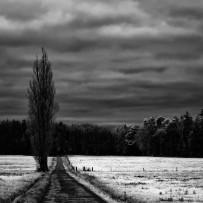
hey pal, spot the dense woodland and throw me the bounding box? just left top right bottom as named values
left=0, top=109, right=203, bottom=157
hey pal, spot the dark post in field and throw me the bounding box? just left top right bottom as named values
left=27, top=48, right=58, bottom=172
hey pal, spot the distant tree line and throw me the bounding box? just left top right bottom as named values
left=0, top=109, right=203, bottom=157
left=0, top=121, right=115, bottom=156
left=0, top=119, right=29, bottom=155
left=126, top=110, right=203, bottom=157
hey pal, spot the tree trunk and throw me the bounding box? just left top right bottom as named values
left=39, top=155, right=49, bottom=172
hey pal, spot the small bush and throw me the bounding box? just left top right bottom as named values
left=185, top=190, right=188, bottom=195
left=159, top=197, right=173, bottom=201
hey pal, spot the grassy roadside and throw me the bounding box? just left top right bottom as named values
left=0, top=174, right=41, bottom=203
left=12, top=157, right=57, bottom=203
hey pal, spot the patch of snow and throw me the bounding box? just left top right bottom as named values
left=69, top=156, right=203, bottom=203
left=0, top=156, right=55, bottom=201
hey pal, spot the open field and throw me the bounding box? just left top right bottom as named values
left=0, top=156, right=53, bottom=201
left=69, top=156, right=203, bottom=202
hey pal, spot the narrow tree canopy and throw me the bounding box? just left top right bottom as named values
left=27, top=48, right=58, bottom=171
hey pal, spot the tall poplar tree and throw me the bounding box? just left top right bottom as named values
left=27, top=48, right=58, bottom=171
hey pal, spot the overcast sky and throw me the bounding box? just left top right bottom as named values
left=0, top=0, right=203, bottom=125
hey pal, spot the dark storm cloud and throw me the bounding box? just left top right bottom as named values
left=155, top=52, right=202, bottom=61
left=0, top=31, right=55, bottom=48
left=56, top=79, right=203, bottom=125
left=0, top=0, right=203, bottom=124
left=69, top=15, right=141, bottom=29
left=0, top=86, right=25, bottom=98
left=117, top=67, right=167, bottom=74
left=0, top=58, right=31, bottom=71
left=0, top=29, right=102, bottom=52
left=0, top=86, right=27, bottom=117
left=0, top=1, right=46, bottom=22
left=185, top=66, right=203, bottom=76
left=169, top=7, right=203, bottom=20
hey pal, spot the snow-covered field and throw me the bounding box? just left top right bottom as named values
left=69, top=156, right=203, bottom=202
left=0, top=156, right=53, bottom=201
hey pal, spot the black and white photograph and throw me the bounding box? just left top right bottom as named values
left=0, top=0, right=203, bottom=202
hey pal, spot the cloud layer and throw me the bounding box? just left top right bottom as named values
left=0, top=0, right=203, bottom=125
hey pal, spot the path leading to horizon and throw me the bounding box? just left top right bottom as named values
left=42, top=157, right=106, bottom=203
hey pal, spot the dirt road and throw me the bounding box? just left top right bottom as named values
left=42, top=157, right=106, bottom=203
